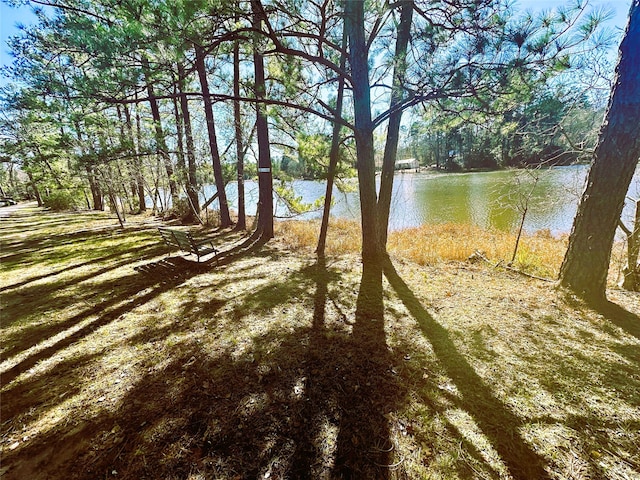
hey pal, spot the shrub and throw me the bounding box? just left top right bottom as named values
left=42, top=190, right=78, bottom=211
left=465, top=148, right=498, bottom=169
left=165, top=198, right=199, bottom=224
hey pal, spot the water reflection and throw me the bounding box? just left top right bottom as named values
left=198, top=165, right=640, bottom=236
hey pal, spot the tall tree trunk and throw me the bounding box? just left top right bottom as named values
left=177, top=63, right=201, bottom=218
left=88, top=166, right=103, bottom=210
left=252, top=0, right=274, bottom=239
left=316, top=20, right=347, bottom=257
left=377, top=0, right=414, bottom=248
left=123, top=103, right=146, bottom=212
left=115, top=161, right=134, bottom=214
left=115, top=105, right=138, bottom=213
left=85, top=164, right=103, bottom=210
left=234, top=6, right=247, bottom=231
left=141, top=57, right=179, bottom=206
left=27, top=171, right=43, bottom=206
left=172, top=86, right=187, bottom=177
left=194, top=44, right=232, bottom=227
left=172, top=84, right=200, bottom=222
left=75, top=123, right=103, bottom=211
left=345, top=0, right=380, bottom=268
left=102, top=166, right=125, bottom=229
left=558, top=1, right=640, bottom=301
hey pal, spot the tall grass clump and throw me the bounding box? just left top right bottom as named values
left=388, top=223, right=567, bottom=278
left=512, top=229, right=568, bottom=278
left=275, top=218, right=361, bottom=255
left=276, top=219, right=569, bottom=279
left=388, top=223, right=511, bottom=264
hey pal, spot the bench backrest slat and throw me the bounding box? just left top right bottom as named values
left=172, top=230, right=197, bottom=254
left=158, top=227, right=200, bottom=255
left=158, top=228, right=179, bottom=246
left=158, top=227, right=217, bottom=262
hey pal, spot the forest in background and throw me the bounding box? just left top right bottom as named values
left=0, top=0, right=617, bottom=209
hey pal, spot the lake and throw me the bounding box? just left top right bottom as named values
left=202, top=164, right=640, bottom=236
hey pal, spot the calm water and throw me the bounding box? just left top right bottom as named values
left=202, top=165, right=640, bottom=236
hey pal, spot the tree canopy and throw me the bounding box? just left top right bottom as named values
left=0, top=0, right=620, bottom=274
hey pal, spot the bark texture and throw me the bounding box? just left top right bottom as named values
left=558, top=1, right=640, bottom=300
left=142, top=58, right=178, bottom=206
left=618, top=200, right=640, bottom=290
left=178, top=63, right=200, bottom=217
left=195, top=45, right=232, bottom=227
left=317, top=19, right=347, bottom=257
left=252, top=0, right=274, bottom=239
left=233, top=14, right=247, bottom=231
left=345, top=0, right=380, bottom=266
left=377, top=0, right=414, bottom=248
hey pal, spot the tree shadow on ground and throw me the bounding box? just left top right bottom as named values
left=2, top=250, right=571, bottom=479
left=1, top=241, right=167, bottom=325
left=383, top=258, right=550, bottom=480
left=3, top=206, right=575, bottom=479
left=1, top=225, right=274, bottom=379
left=589, top=298, right=640, bottom=341
left=0, top=222, right=158, bottom=269
left=0, top=245, right=162, bottom=295
left=0, top=256, right=196, bottom=387
left=333, top=261, right=398, bottom=478
left=529, top=411, right=640, bottom=477
left=213, top=230, right=273, bottom=267
left=1, top=257, right=407, bottom=479
left=0, top=224, right=268, bottom=390
left=0, top=213, right=259, bottom=362
left=1, top=240, right=179, bottom=357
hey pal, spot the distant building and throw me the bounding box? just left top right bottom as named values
left=395, top=158, right=419, bottom=171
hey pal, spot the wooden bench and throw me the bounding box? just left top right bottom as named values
left=158, top=227, right=219, bottom=263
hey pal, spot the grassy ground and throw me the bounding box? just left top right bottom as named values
left=1, top=204, right=639, bottom=479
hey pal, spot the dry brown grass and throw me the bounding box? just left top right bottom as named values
left=388, top=224, right=568, bottom=277
left=277, top=219, right=569, bottom=279
left=276, top=218, right=362, bottom=256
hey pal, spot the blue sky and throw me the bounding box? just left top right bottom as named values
left=0, top=0, right=632, bottom=75
left=1, top=1, right=31, bottom=69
